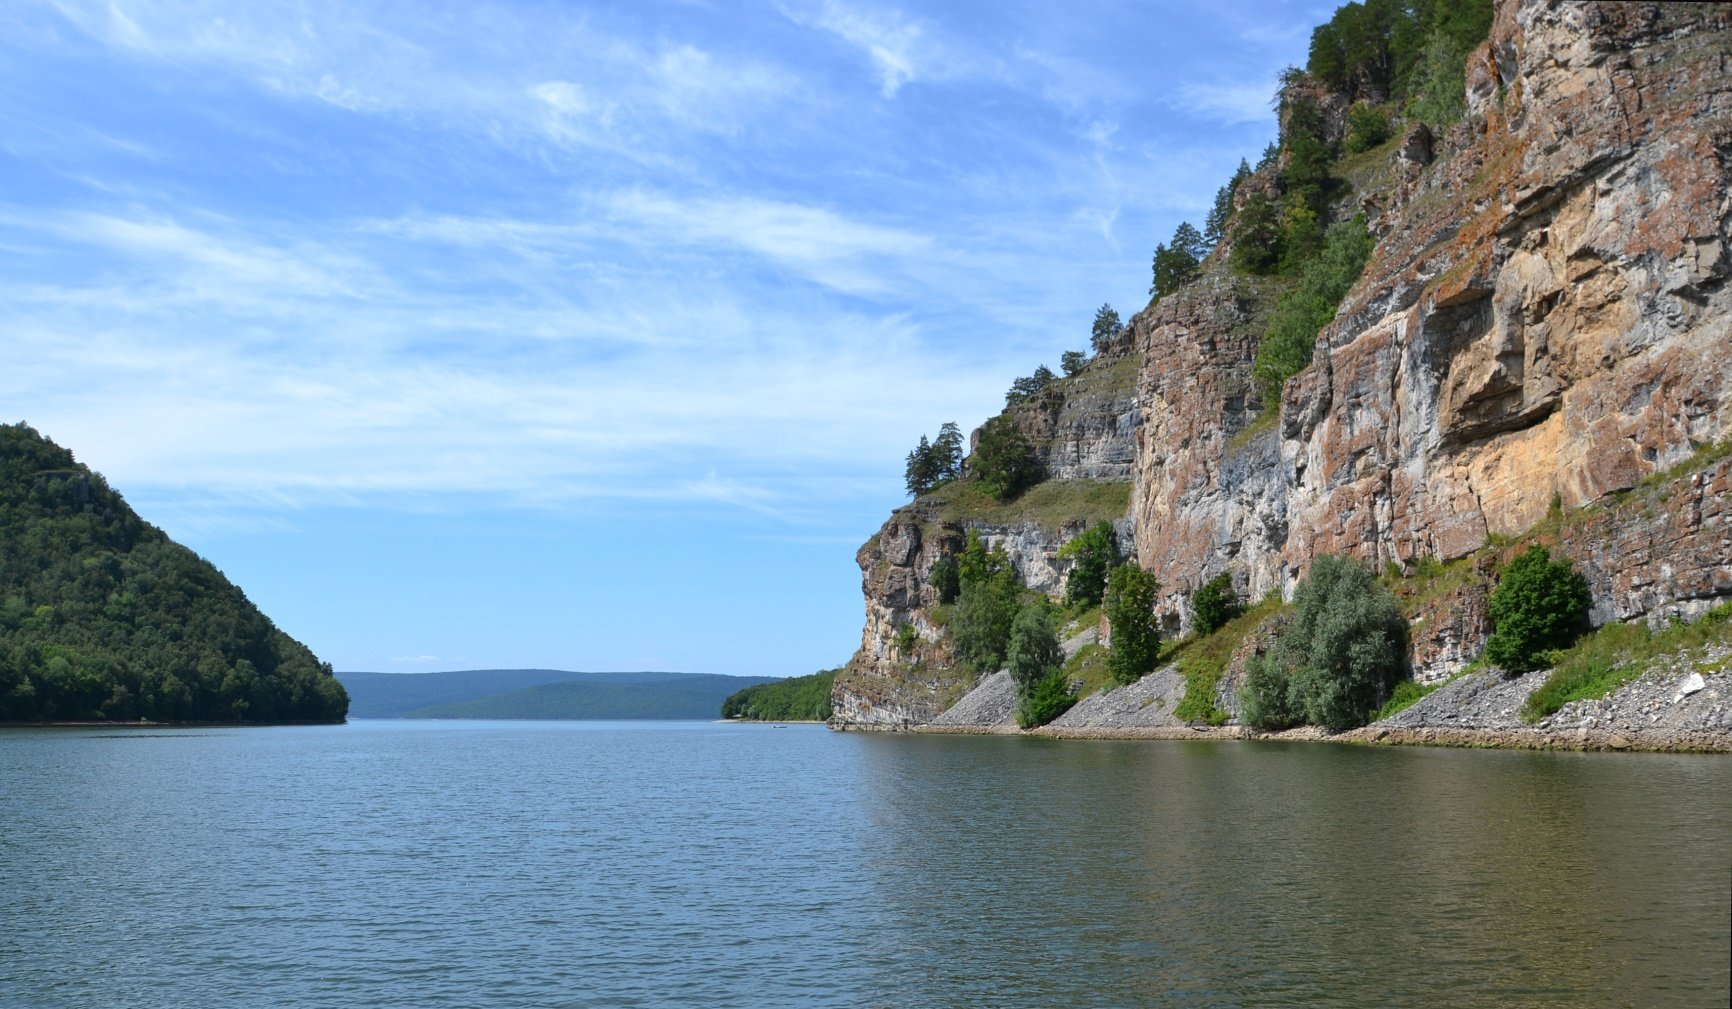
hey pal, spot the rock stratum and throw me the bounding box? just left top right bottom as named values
left=832, top=0, right=1732, bottom=747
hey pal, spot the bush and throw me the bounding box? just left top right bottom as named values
left=1241, top=555, right=1405, bottom=731
left=1191, top=572, right=1241, bottom=636
left=1016, top=669, right=1076, bottom=729
left=1345, top=102, right=1391, bottom=153
left=1059, top=521, right=1119, bottom=609
left=929, top=555, right=960, bottom=605
left=952, top=545, right=1022, bottom=673
left=970, top=417, right=1043, bottom=502
left=1105, top=563, right=1161, bottom=685
left=894, top=623, right=918, bottom=656
left=1240, top=651, right=1299, bottom=730
left=1484, top=546, right=1591, bottom=673
left=1008, top=603, right=1063, bottom=694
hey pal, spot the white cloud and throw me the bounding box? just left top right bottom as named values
left=788, top=0, right=927, bottom=98
left=1177, top=79, right=1281, bottom=125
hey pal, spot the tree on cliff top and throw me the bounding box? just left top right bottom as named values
left=1151, top=222, right=1207, bottom=300
left=1091, top=304, right=1122, bottom=352
left=970, top=417, right=1042, bottom=502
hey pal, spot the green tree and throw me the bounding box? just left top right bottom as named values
left=1058, top=521, right=1119, bottom=609
left=970, top=417, right=1043, bottom=502
left=1105, top=563, right=1161, bottom=685
left=1410, top=28, right=1468, bottom=125
left=1345, top=102, right=1391, bottom=153
left=904, top=434, right=939, bottom=497
left=1008, top=603, right=1063, bottom=695
left=933, top=422, right=964, bottom=482
left=1191, top=572, right=1242, bottom=636
left=929, top=555, right=960, bottom=605
left=956, top=530, right=1007, bottom=589
left=1204, top=160, right=1253, bottom=246
left=1090, top=304, right=1123, bottom=352
left=1230, top=190, right=1283, bottom=275
left=953, top=565, right=1022, bottom=673
left=1151, top=221, right=1207, bottom=299
left=1251, top=554, right=1405, bottom=731
left=1240, top=651, right=1300, bottom=730
left=1484, top=546, right=1592, bottom=673
left=1060, top=350, right=1088, bottom=377
left=1016, top=667, right=1076, bottom=729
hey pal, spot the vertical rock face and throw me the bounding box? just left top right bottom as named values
left=835, top=0, right=1732, bottom=727
left=1134, top=0, right=1732, bottom=631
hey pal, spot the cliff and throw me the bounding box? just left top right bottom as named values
left=832, top=0, right=1732, bottom=734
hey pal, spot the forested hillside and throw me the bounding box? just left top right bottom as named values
left=0, top=424, right=347, bottom=723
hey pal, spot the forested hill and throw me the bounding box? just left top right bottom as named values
left=338, top=668, right=772, bottom=719
left=0, top=424, right=348, bottom=724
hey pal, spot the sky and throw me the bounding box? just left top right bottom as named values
left=1, top=0, right=1335, bottom=677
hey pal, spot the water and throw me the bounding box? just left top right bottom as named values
left=2, top=722, right=1727, bottom=1008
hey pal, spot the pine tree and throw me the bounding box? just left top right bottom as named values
left=1090, top=304, right=1122, bottom=352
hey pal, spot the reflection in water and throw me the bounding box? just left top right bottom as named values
left=854, top=735, right=1732, bottom=1008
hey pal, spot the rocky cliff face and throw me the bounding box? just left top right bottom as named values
left=834, top=0, right=1732, bottom=728
left=833, top=346, right=1141, bottom=728
left=1134, top=0, right=1731, bottom=635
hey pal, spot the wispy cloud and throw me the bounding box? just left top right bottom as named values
left=785, top=0, right=929, bottom=97
left=1177, top=79, right=1281, bottom=125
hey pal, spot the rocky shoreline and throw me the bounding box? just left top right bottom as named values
left=836, top=645, right=1732, bottom=754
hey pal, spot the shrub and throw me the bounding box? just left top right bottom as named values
left=1241, top=555, right=1405, bottom=731
left=929, top=555, right=960, bottom=605
left=1008, top=603, right=1063, bottom=695
left=1016, top=669, right=1076, bottom=729
left=894, top=623, right=918, bottom=656
left=1059, top=521, right=1119, bottom=609
left=1229, top=190, right=1283, bottom=276
left=1191, top=572, right=1241, bottom=636
left=1105, top=563, right=1161, bottom=685
left=1484, top=546, right=1591, bottom=673
left=970, top=417, right=1043, bottom=502
left=1240, top=651, right=1299, bottom=730
left=1345, top=103, right=1391, bottom=153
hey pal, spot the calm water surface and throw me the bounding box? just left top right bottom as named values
left=2, top=721, right=1727, bottom=1008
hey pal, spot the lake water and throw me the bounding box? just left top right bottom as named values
left=2, top=721, right=1728, bottom=1008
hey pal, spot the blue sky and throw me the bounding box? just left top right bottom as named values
left=2, top=0, right=1332, bottom=677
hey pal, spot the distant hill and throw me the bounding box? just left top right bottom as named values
left=338, top=668, right=776, bottom=720
left=0, top=423, right=347, bottom=724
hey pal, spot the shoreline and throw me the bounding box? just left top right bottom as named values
left=833, top=720, right=1732, bottom=754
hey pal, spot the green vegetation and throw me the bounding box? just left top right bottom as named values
left=904, top=422, right=964, bottom=497
left=1058, top=521, right=1119, bottom=609
left=1009, top=603, right=1073, bottom=728
left=1005, top=365, right=1057, bottom=407
left=1174, top=591, right=1284, bottom=725
left=1205, top=160, right=1253, bottom=247
left=1521, top=603, right=1732, bottom=723
left=929, top=555, right=960, bottom=605
left=1240, top=555, right=1405, bottom=731
left=1060, top=641, right=1115, bottom=700
left=1306, top=0, right=1495, bottom=110
left=1371, top=677, right=1442, bottom=721
left=1485, top=546, right=1591, bottom=673
left=721, top=668, right=837, bottom=721
left=920, top=478, right=1131, bottom=534
left=1252, top=214, right=1375, bottom=407
left=0, top=424, right=347, bottom=724
left=952, top=532, right=1030, bottom=673
left=970, top=416, right=1044, bottom=502
left=1060, top=350, right=1087, bottom=377
left=1105, top=563, right=1162, bottom=685
left=1090, top=304, right=1122, bottom=353
left=894, top=622, right=919, bottom=656
left=1345, top=102, right=1391, bottom=153
left=1190, top=572, right=1242, bottom=636
left=1151, top=221, right=1207, bottom=300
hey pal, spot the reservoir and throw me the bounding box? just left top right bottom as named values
left=2, top=721, right=1727, bottom=1007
